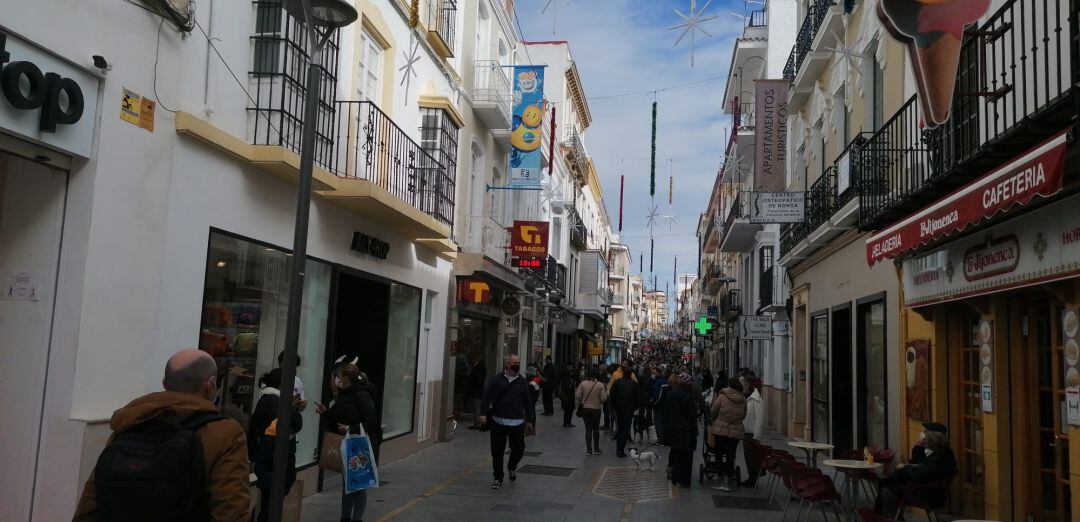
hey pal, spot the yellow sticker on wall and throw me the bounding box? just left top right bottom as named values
left=138, top=98, right=155, bottom=132
left=120, top=89, right=141, bottom=125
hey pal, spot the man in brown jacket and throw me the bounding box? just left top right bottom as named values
left=74, top=349, right=251, bottom=521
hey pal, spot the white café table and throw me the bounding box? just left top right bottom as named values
left=788, top=441, right=835, bottom=467
left=822, top=459, right=882, bottom=518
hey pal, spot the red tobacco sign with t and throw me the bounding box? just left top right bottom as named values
left=877, top=0, right=990, bottom=126
left=866, top=129, right=1069, bottom=266
left=510, top=220, right=549, bottom=259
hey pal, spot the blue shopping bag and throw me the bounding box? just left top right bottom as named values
left=341, top=426, right=379, bottom=493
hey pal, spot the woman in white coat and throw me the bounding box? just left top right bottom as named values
left=740, top=376, right=764, bottom=487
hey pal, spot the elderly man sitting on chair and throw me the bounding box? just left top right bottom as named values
left=874, top=426, right=957, bottom=517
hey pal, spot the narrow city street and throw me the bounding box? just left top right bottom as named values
left=302, top=412, right=793, bottom=522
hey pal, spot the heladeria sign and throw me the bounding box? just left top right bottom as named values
left=0, top=31, right=99, bottom=157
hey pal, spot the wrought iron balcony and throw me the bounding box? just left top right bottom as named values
left=425, top=0, right=457, bottom=57
left=782, top=0, right=833, bottom=81
left=779, top=223, right=804, bottom=259
left=564, top=127, right=589, bottom=183
left=858, top=0, right=1077, bottom=230
left=805, top=166, right=837, bottom=233
left=568, top=206, right=589, bottom=248
left=464, top=215, right=510, bottom=264
left=335, top=101, right=455, bottom=228
left=747, top=8, right=767, bottom=28
left=732, top=97, right=755, bottom=129
left=248, top=2, right=454, bottom=231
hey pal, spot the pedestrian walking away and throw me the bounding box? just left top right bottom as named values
left=316, top=359, right=382, bottom=522
left=709, top=378, right=747, bottom=492
left=466, top=359, right=487, bottom=429
left=663, top=373, right=699, bottom=488
left=575, top=369, right=609, bottom=455
left=559, top=363, right=578, bottom=427
left=610, top=363, right=639, bottom=457
left=480, top=355, right=536, bottom=489
left=249, top=368, right=304, bottom=522
left=74, top=349, right=251, bottom=522
left=541, top=356, right=557, bottom=416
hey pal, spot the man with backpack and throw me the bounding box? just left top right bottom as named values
left=74, top=349, right=251, bottom=522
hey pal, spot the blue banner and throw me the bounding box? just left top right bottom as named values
left=509, top=66, right=546, bottom=188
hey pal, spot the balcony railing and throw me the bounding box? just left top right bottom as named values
left=568, top=207, right=589, bottom=248
left=748, top=8, right=767, bottom=28
left=335, top=101, right=454, bottom=228
left=805, top=166, right=837, bottom=233
left=426, top=0, right=457, bottom=56
left=732, top=97, right=755, bottom=128
left=464, top=216, right=510, bottom=264
left=472, top=60, right=511, bottom=124
left=782, top=0, right=833, bottom=81
left=859, top=0, right=1076, bottom=230
left=564, top=127, right=589, bottom=182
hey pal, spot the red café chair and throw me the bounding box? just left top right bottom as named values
left=893, top=472, right=957, bottom=521
left=786, top=464, right=843, bottom=522
left=763, top=450, right=798, bottom=500
left=778, top=458, right=830, bottom=521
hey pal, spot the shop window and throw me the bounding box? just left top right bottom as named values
left=857, top=298, right=887, bottom=447
left=811, top=314, right=830, bottom=443
left=383, top=283, right=422, bottom=439
left=198, top=231, right=331, bottom=467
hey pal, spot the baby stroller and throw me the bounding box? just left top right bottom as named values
left=699, top=414, right=740, bottom=485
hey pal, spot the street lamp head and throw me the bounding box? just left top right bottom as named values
left=283, top=0, right=358, bottom=29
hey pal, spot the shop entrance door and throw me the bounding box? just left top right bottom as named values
left=329, top=271, right=390, bottom=415
left=831, top=305, right=853, bottom=451
left=1021, top=299, right=1071, bottom=521
left=0, top=152, right=68, bottom=521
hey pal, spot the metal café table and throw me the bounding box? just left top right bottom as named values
left=788, top=441, right=835, bottom=467
left=822, top=459, right=882, bottom=519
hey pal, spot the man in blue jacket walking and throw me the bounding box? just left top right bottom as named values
left=480, top=354, right=536, bottom=489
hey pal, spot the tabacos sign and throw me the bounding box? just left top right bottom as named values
left=0, top=31, right=98, bottom=157
left=510, top=220, right=549, bottom=259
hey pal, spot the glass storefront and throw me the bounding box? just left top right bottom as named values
left=858, top=299, right=887, bottom=447
left=198, top=231, right=330, bottom=466
left=811, top=314, right=829, bottom=443
left=383, top=283, right=421, bottom=439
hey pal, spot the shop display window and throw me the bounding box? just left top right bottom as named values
left=383, top=283, right=422, bottom=439
left=858, top=300, right=887, bottom=447
left=198, top=231, right=330, bottom=467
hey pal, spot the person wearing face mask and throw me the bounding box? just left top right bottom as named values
left=74, top=349, right=251, bottom=521
left=909, top=421, right=947, bottom=464
left=480, top=355, right=536, bottom=489
left=874, top=429, right=957, bottom=516
left=316, top=361, right=381, bottom=522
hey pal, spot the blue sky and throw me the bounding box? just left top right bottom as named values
left=520, top=0, right=753, bottom=306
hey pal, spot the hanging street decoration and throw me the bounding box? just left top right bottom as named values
left=618, top=174, right=625, bottom=232
left=650, top=101, right=657, bottom=196
left=398, top=34, right=421, bottom=107
left=409, top=0, right=420, bottom=28
left=669, top=0, right=718, bottom=67
left=509, top=66, right=547, bottom=188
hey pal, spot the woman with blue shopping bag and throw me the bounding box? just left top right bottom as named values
left=316, top=358, right=382, bottom=522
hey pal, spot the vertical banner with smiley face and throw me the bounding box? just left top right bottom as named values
left=979, top=319, right=994, bottom=413
left=509, top=66, right=546, bottom=188
left=1062, top=308, right=1080, bottom=425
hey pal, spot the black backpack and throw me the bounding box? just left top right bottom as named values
left=93, top=412, right=223, bottom=522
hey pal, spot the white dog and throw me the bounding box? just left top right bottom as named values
left=628, top=448, right=661, bottom=471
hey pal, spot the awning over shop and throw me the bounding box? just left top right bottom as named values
left=453, top=253, right=526, bottom=291
left=865, top=129, right=1070, bottom=266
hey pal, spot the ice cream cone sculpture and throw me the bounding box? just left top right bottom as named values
left=877, top=0, right=990, bottom=127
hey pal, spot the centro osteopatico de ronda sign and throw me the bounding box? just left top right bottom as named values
left=0, top=31, right=98, bottom=157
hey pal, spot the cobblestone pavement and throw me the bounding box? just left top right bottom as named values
left=300, top=409, right=807, bottom=522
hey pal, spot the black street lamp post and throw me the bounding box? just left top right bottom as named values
left=268, top=1, right=357, bottom=521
